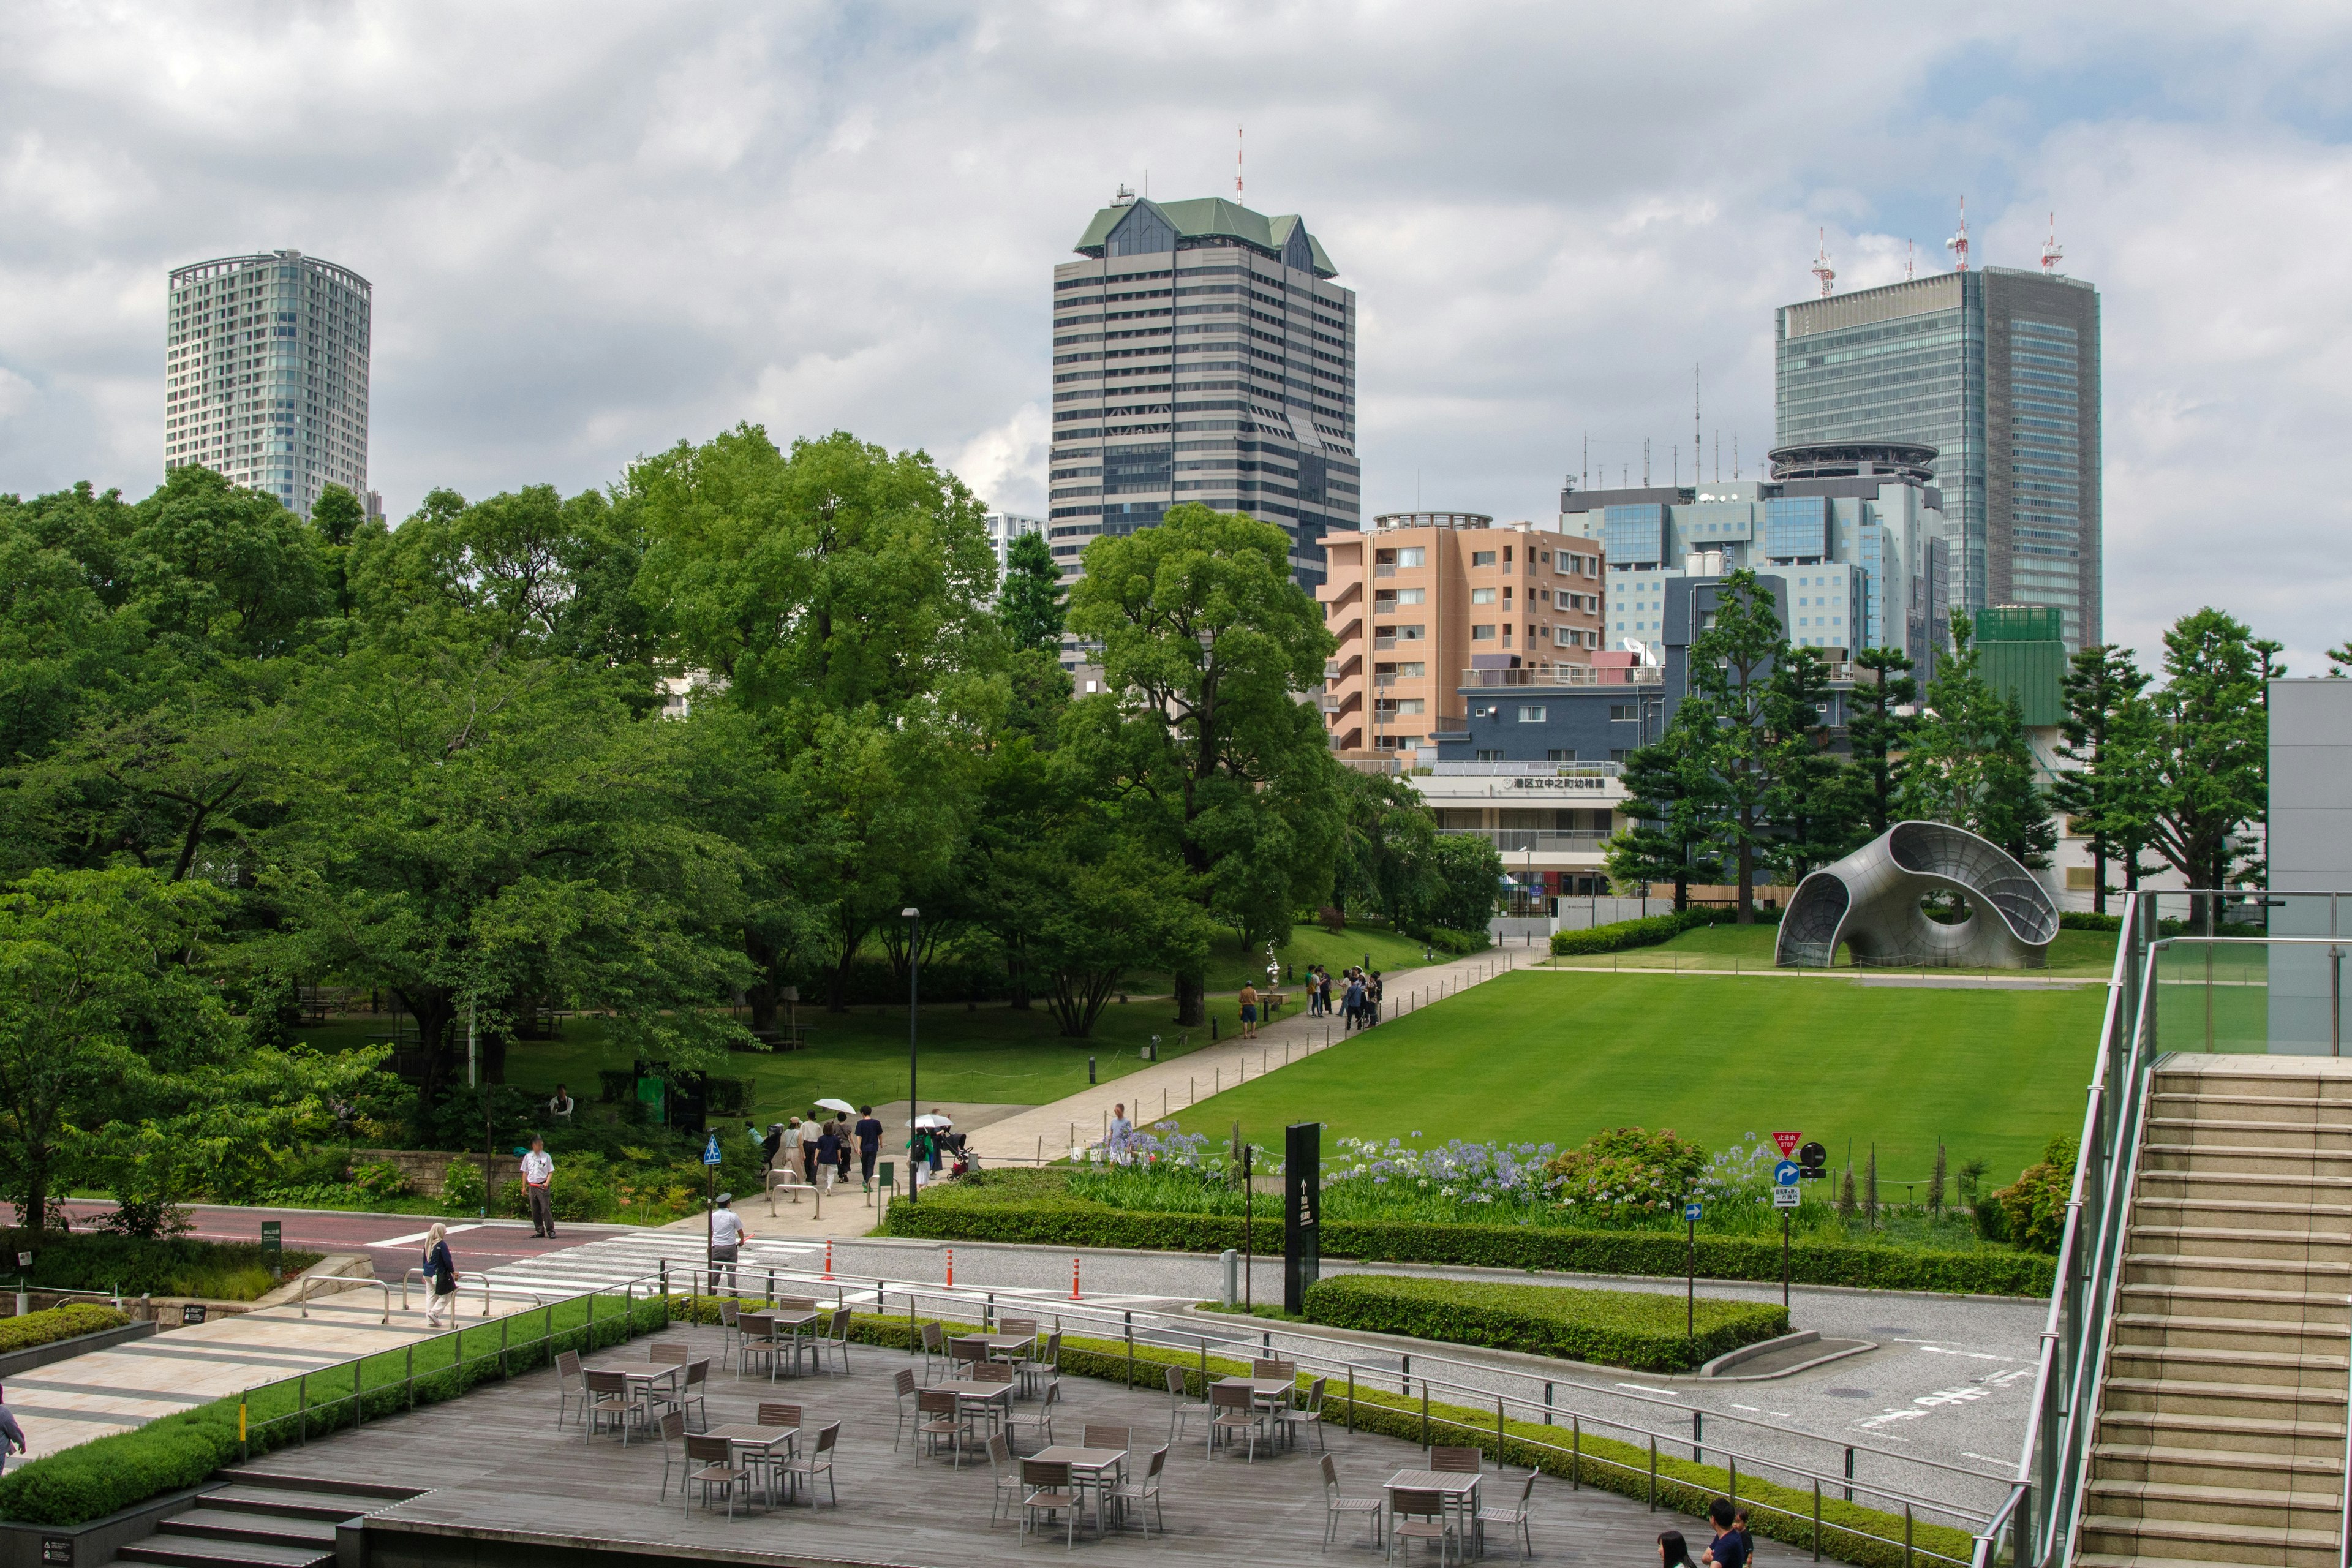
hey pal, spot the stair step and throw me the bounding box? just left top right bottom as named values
left=201, top=1485, right=393, bottom=1522
left=219, top=1472, right=421, bottom=1504
left=2096, top=1407, right=2346, bottom=1457
left=2113, top=1311, right=2351, bottom=1349
left=2153, top=1071, right=2352, bottom=1101
left=2122, top=1254, right=2352, bottom=1289
left=2076, top=1512, right=2338, bottom=1568
left=2102, top=1374, right=2348, bottom=1419
left=2084, top=1479, right=2340, bottom=1530
left=2105, top=1343, right=2351, bottom=1388
left=2144, top=1116, right=2352, bottom=1145
left=116, top=1538, right=334, bottom=1568
left=160, top=1512, right=338, bottom=1549
left=2092, top=1442, right=2346, bottom=1490
left=2133, top=1197, right=2352, bottom=1234
left=2131, top=1224, right=2352, bottom=1260
left=2138, top=1150, right=2352, bottom=1180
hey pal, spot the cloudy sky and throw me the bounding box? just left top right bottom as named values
left=3, top=1, right=2349, bottom=671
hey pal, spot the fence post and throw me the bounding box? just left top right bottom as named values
left=1544, top=1381, right=1553, bottom=1425
left=1401, top=1353, right=1410, bottom=1396
left=1495, top=1395, right=1506, bottom=1464
left=1812, top=1480, right=1822, bottom=1561
left=1904, top=1504, right=1913, bottom=1568
left=1693, top=1409, right=1703, bottom=1463
left=405, top=1344, right=415, bottom=1410
left=1420, top=1381, right=1430, bottom=1448
left=1198, top=1338, right=1208, bottom=1397
left=1125, top=1311, right=1135, bottom=1388
left=500, top=1313, right=511, bottom=1378
left=1348, top=1366, right=1356, bottom=1433
left=1570, top=1415, right=1580, bottom=1489
left=298, top=1373, right=307, bottom=1444
left=1844, top=1445, right=1854, bottom=1503
left=1648, top=1435, right=1657, bottom=1510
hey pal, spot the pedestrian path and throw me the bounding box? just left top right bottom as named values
left=479, top=1225, right=823, bottom=1300
left=968, top=947, right=1523, bottom=1166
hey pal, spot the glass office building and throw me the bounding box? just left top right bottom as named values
left=164, top=249, right=370, bottom=520
left=1775, top=266, right=2100, bottom=649
left=1047, top=193, right=1359, bottom=594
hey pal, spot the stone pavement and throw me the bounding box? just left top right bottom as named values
left=968, top=946, right=1524, bottom=1166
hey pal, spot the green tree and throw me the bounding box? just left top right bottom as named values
left=1844, top=646, right=1917, bottom=837
left=1765, top=645, right=1862, bottom=881
left=1332, top=769, right=1442, bottom=926
left=2146, top=608, right=2268, bottom=919
left=2053, top=644, right=2152, bottom=914
left=0, top=869, right=238, bottom=1232
left=1683, top=570, right=1787, bottom=921
left=998, top=529, right=1066, bottom=654
left=1063, top=504, right=1341, bottom=1025
left=1897, top=614, right=2056, bottom=868
left=1605, top=706, right=1722, bottom=911
left=1420, top=832, right=1507, bottom=935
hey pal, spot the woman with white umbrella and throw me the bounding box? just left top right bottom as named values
left=815, top=1097, right=858, bottom=1189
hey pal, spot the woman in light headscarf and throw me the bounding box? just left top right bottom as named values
left=421, top=1222, right=458, bottom=1327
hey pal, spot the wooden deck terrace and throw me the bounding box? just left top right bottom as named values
left=240, top=1317, right=1699, bottom=1568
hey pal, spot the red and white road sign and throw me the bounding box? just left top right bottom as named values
left=1771, top=1130, right=1802, bottom=1156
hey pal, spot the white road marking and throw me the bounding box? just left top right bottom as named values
left=1919, top=1346, right=2020, bottom=1363
left=1730, top=1403, right=1761, bottom=1412
left=1963, top=1452, right=2011, bottom=1465
left=1617, top=1383, right=1678, bottom=1396
left=374, top=1223, right=486, bottom=1246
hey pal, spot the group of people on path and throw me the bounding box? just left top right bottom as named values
left=756, top=1107, right=886, bottom=1194
left=1302, top=963, right=1383, bottom=1031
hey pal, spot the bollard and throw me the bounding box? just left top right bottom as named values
left=1070, top=1256, right=1082, bottom=1300
left=823, top=1240, right=834, bottom=1280
left=1089, top=1055, right=1097, bottom=1085
left=946, top=1249, right=955, bottom=1287
left=1221, top=1249, right=1238, bottom=1308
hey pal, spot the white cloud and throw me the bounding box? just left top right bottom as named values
left=0, top=2, right=2348, bottom=671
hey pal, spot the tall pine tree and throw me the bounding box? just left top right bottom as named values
left=1844, top=646, right=1917, bottom=837
left=2053, top=644, right=2150, bottom=914
left=1684, top=570, right=1789, bottom=921
left=1604, top=705, right=1723, bottom=911
left=998, top=529, right=1066, bottom=653
left=1897, top=612, right=2056, bottom=868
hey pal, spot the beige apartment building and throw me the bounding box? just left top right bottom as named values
left=1317, top=511, right=1605, bottom=764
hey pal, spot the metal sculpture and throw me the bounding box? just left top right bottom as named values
left=1775, top=821, right=2058, bottom=970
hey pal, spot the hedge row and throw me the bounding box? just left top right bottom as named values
left=1300, top=1273, right=1787, bottom=1373
left=0, top=1291, right=669, bottom=1526
left=0, top=1304, right=130, bottom=1356
left=878, top=1196, right=2054, bottom=1296
left=674, top=1298, right=1973, bottom=1568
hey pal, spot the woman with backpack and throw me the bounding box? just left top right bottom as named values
left=421, top=1222, right=458, bottom=1327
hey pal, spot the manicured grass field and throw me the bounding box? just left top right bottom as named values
left=1546, top=919, right=2123, bottom=976
left=1170, top=968, right=2109, bottom=1185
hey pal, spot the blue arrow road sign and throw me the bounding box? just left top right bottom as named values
left=1683, top=1202, right=1702, bottom=1223
left=703, top=1135, right=723, bottom=1166
left=1774, top=1159, right=1801, bottom=1186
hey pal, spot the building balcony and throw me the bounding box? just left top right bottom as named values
left=1460, top=665, right=1664, bottom=688
left=1439, top=828, right=1615, bottom=854
left=1426, top=760, right=1624, bottom=778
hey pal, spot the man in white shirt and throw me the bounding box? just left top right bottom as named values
left=520, top=1136, right=556, bottom=1238
left=707, top=1193, right=750, bottom=1294
left=798, top=1114, right=824, bottom=1185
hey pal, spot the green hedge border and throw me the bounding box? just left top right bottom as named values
left=878, top=1198, right=2054, bottom=1297
left=660, top=1297, right=1974, bottom=1568
left=0, top=1291, right=669, bottom=1526
left=1299, top=1273, right=1787, bottom=1373
left=0, top=1304, right=131, bottom=1357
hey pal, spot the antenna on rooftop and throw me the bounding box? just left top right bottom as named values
left=1811, top=228, right=1836, bottom=297
left=1945, top=195, right=1970, bottom=272
left=1694, top=364, right=1703, bottom=486
left=2040, top=213, right=2064, bottom=274
left=1734, top=434, right=1741, bottom=480
left=1235, top=126, right=1244, bottom=195
left=1905, top=239, right=1915, bottom=280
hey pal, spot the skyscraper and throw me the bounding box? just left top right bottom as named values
left=164, top=249, right=370, bottom=519
left=1774, top=264, right=2100, bottom=649
left=1048, top=192, right=1360, bottom=592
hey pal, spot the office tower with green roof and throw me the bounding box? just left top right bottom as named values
left=1774, top=265, right=2100, bottom=650
left=1048, top=192, right=1360, bottom=592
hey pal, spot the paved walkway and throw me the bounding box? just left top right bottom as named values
left=969, top=947, right=1524, bottom=1166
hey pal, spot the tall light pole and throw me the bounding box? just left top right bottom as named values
left=903, top=907, right=921, bottom=1206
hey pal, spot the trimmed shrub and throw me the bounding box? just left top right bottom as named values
left=1992, top=1137, right=2076, bottom=1254
left=1417, top=926, right=1490, bottom=956
left=0, top=1304, right=130, bottom=1354
left=0, top=1232, right=319, bottom=1302
left=1302, top=1273, right=1785, bottom=1372
left=878, top=1188, right=2054, bottom=1296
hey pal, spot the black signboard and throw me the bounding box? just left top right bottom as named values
left=1284, top=1122, right=1322, bottom=1314
left=181, top=1303, right=206, bottom=1325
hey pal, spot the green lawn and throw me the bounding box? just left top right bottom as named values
left=1546, top=920, right=2122, bottom=977
left=1168, top=968, right=2108, bottom=1184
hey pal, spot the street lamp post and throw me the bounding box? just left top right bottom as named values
left=903, top=907, right=921, bottom=1207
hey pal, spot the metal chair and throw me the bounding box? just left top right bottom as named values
left=916, top=1387, right=964, bottom=1463
left=919, top=1320, right=949, bottom=1383
left=717, top=1299, right=742, bottom=1372
left=650, top=1340, right=691, bottom=1363
left=1210, top=1379, right=1267, bottom=1461
left=684, top=1433, right=755, bottom=1520
left=1430, top=1446, right=1482, bottom=1473
left=781, top=1421, right=840, bottom=1507
left=815, top=1307, right=854, bottom=1376
left=986, top=1433, right=1024, bottom=1526
left=654, top=1410, right=689, bottom=1499
left=737, top=1314, right=780, bottom=1381
left=1387, top=1488, right=1457, bottom=1567
left=1108, top=1444, right=1168, bottom=1537
left=1019, top=1458, right=1081, bottom=1548
left=756, top=1401, right=803, bottom=1429
left=678, top=1359, right=711, bottom=1431
left=891, top=1368, right=921, bottom=1450
left=1283, top=1376, right=1330, bottom=1453
left=1082, top=1423, right=1131, bottom=1452
left=556, top=1350, right=587, bottom=1428
left=1321, top=1453, right=1384, bottom=1550
left=1476, top=1470, right=1537, bottom=1561
left=583, top=1369, right=635, bottom=1442
left=1006, top=1378, right=1059, bottom=1452
left=1253, top=1357, right=1298, bottom=1381
left=1164, top=1364, right=1208, bottom=1443
left=973, top=1360, right=1016, bottom=1390
left=949, top=1335, right=990, bottom=1376
left=1017, top=1330, right=1063, bottom=1397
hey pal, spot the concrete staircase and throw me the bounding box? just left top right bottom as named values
left=2078, top=1055, right=2352, bottom=1568
left=113, top=1473, right=419, bottom=1568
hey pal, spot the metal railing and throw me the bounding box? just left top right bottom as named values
left=1461, top=665, right=1664, bottom=687
left=1438, top=828, right=1613, bottom=853
left=1981, top=889, right=2352, bottom=1568
left=296, top=1274, right=391, bottom=1323
left=399, top=1268, right=554, bottom=1317
left=1425, top=760, right=1624, bottom=778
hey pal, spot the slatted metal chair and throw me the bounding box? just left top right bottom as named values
left=556, top=1350, right=588, bottom=1428
left=678, top=1359, right=712, bottom=1432
left=1386, top=1488, right=1457, bottom=1566
left=1107, top=1444, right=1168, bottom=1537
left=684, top=1433, right=755, bottom=1520
left=654, top=1411, right=689, bottom=1499
left=1209, top=1379, right=1267, bottom=1462
left=583, top=1368, right=635, bottom=1442
left=1430, top=1446, right=1481, bottom=1472
left=650, top=1340, right=691, bottom=1363
left=1019, top=1458, right=1082, bottom=1548
left=985, top=1433, right=1023, bottom=1525
left=918, top=1320, right=949, bottom=1384
left=1006, top=1378, right=1059, bottom=1452
left=1164, top=1364, right=1208, bottom=1443
left=782, top=1421, right=840, bottom=1507
left=1283, top=1376, right=1331, bottom=1453
left=1017, top=1330, right=1062, bottom=1397
left=815, top=1306, right=854, bottom=1376
left=1321, top=1453, right=1385, bottom=1550
left=1476, top=1470, right=1537, bottom=1561
left=916, top=1387, right=964, bottom=1463
left=891, top=1368, right=921, bottom=1450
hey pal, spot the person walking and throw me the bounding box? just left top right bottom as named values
left=799, top=1113, right=823, bottom=1184
left=421, top=1223, right=458, bottom=1327
left=520, top=1136, right=556, bottom=1239
left=1658, top=1532, right=1697, bottom=1568
left=832, top=1112, right=854, bottom=1188
left=1700, top=1498, right=1748, bottom=1568
left=708, top=1193, right=749, bottom=1294
left=1238, top=981, right=1260, bottom=1040
left=1107, top=1102, right=1134, bottom=1163
left=1344, top=971, right=1366, bottom=1032
left=759, top=1122, right=785, bottom=1177
left=0, top=1389, right=26, bottom=1474
left=855, top=1106, right=883, bottom=1191
left=815, top=1119, right=842, bottom=1191
left=1366, top=970, right=1384, bottom=1026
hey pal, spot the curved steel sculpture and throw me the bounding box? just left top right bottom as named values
left=1775, top=821, right=2059, bottom=970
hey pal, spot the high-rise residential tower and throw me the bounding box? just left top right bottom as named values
left=164, top=249, right=370, bottom=519
left=1049, top=192, right=1359, bottom=593
left=1774, top=264, right=2099, bottom=649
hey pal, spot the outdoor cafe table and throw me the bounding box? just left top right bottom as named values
left=1218, top=1375, right=1300, bottom=1429
left=1387, top=1469, right=1483, bottom=1551
left=957, top=1332, right=1038, bottom=1362
left=750, top=1310, right=826, bottom=1379
left=933, top=1378, right=1016, bottom=1441
left=1030, top=1444, right=1128, bottom=1528
left=704, top=1423, right=798, bottom=1502
left=612, top=1364, right=682, bottom=1431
